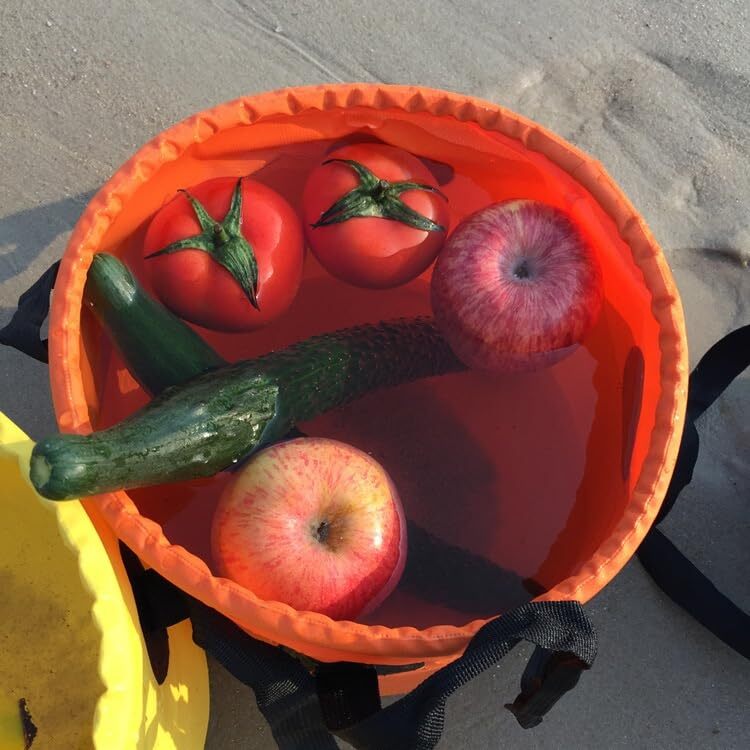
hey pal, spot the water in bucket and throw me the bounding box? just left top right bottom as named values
left=84, top=116, right=654, bottom=629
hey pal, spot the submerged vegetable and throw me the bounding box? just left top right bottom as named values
left=302, top=144, right=449, bottom=288
left=30, top=318, right=464, bottom=501
left=144, top=176, right=304, bottom=332
left=84, top=253, right=226, bottom=395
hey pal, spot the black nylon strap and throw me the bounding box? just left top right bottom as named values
left=687, top=324, right=750, bottom=420
left=130, top=562, right=595, bottom=750
left=656, top=324, right=750, bottom=525
left=187, top=597, right=338, bottom=750
left=329, top=600, right=596, bottom=750
left=638, top=528, right=750, bottom=659
left=316, top=662, right=381, bottom=730
left=133, top=568, right=190, bottom=632
left=638, top=323, right=750, bottom=658
left=507, top=646, right=589, bottom=728
left=0, top=261, right=60, bottom=363
left=118, top=542, right=189, bottom=685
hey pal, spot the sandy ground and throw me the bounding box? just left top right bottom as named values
left=1, top=0, right=748, bottom=747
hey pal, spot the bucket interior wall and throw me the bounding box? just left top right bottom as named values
left=76, top=107, right=661, bottom=629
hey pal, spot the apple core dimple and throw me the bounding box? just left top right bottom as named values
left=512, top=258, right=532, bottom=280
left=314, top=519, right=331, bottom=544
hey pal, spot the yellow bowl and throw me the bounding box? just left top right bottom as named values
left=0, top=413, right=209, bottom=749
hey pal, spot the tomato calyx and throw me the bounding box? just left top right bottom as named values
left=310, top=158, right=447, bottom=233
left=145, top=178, right=261, bottom=309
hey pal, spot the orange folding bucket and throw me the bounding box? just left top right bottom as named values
left=46, top=83, right=688, bottom=695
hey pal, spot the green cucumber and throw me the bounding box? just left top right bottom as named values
left=85, top=253, right=306, bottom=445
left=84, top=253, right=226, bottom=395
left=31, top=318, right=464, bottom=500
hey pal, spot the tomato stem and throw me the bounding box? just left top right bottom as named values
left=311, top=159, right=447, bottom=232
left=145, top=179, right=260, bottom=310
left=214, top=224, right=230, bottom=245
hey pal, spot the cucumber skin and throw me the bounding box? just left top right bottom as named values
left=32, top=369, right=278, bottom=500
left=84, top=253, right=226, bottom=395
left=31, top=318, right=465, bottom=500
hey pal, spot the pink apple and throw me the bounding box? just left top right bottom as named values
left=431, top=200, right=603, bottom=373
left=210, top=438, right=407, bottom=621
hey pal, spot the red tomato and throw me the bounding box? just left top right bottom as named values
left=302, top=144, right=450, bottom=288
left=143, top=176, right=304, bottom=332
